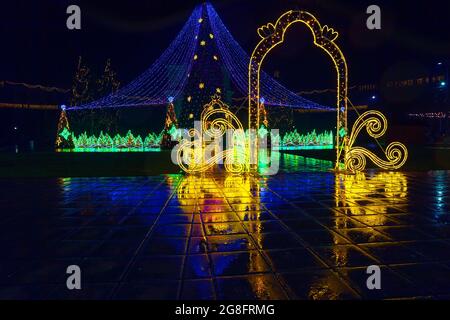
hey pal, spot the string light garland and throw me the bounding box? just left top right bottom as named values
left=0, top=80, right=69, bottom=93
left=408, top=112, right=449, bottom=119
left=67, top=6, right=203, bottom=110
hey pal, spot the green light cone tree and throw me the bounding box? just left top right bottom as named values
left=55, top=108, right=75, bottom=149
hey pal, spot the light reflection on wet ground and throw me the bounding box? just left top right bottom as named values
left=0, top=154, right=449, bottom=299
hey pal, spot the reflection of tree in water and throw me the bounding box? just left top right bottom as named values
left=173, top=174, right=283, bottom=298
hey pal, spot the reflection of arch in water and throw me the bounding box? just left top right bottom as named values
left=329, top=172, right=408, bottom=267
left=335, top=171, right=408, bottom=219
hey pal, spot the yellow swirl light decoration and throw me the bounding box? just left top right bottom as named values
left=249, top=11, right=348, bottom=170
left=345, top=110, right=408, bottom=173
left=176, top=95, right=248, bottom=173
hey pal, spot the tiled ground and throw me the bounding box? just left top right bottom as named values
left=0, top=155, right=449, bottom=299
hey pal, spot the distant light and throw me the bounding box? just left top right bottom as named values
left=441, top=81, right=447, bottom=87
left=168, top=96, right=174, bottom=103
left=13, top=126, right=18, bottom=131
left=371, top=95, right=376, bottom=100
left=60, top=104, right=67, bottom=111
left=438, top=62, right=443, bottom=65
left=189, top=113, right=194, bottom=119
left=260, top=97, right=265, bottom=104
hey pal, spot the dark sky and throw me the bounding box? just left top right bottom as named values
left=1, top=0, right=450, bottom=93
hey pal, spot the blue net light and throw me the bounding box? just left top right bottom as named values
left=68, top=3, right=333, bottom=111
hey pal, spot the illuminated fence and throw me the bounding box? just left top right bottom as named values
left=276, top=129, right=333, bottom=150
left=62, top=128, right=332, bottom=152
left=71, top=131, right=163, bottom=151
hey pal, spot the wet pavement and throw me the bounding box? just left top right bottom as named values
left=0, top=154, right=449, bottom=300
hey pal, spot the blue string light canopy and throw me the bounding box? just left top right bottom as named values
left=68, top=3, right=333, bottom=112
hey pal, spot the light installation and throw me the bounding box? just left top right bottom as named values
left=71, top=130, right=163, bottom=150
left=58, top=3, right=408, bottom=174
left=175, top=95, right=247, bottom=173
left=160, top=99, right=179, bottom=149
left=59, top=126, right=329, bottom=152
left=247, top=10, right=408, bottom=173
left=277, top=130, right=333, bottom=150
left=55, top=105, right=74, bottom=149
left=59, top=3, right=333, bottom=158
left=248, top=10, right=347, bottom=170
left=344, top=110, right=408, bottom=172
left=66, top=3, right=330, bottom=111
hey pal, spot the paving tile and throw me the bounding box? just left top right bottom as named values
left=336, top=266, right=427, bottom=299
left=313, top=245, right=379, bottom=268
left=1, top=167, right=450, bottom=299
left=264, top=248, right=326, bottom=271
left=115, top=280, right=179, bottom=299
left=215, top=274, right=288, bottom=300
left=49, top=283, right=115, bottom=300
left=280, top=269, right=360, bottom=300
left=183, top=255, right=212, bottom=279
left=211, top=251, right=271, bottom=276
left=180, top=279, right=215, bottom=300
left=125, top=256, right=184, bottom=282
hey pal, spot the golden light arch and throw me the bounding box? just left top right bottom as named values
left=248, top=10, right=348, bottom=170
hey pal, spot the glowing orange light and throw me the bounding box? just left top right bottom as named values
left=199, top=82, right=205, bottom=89
left=194, top=54, right=198, bottom=60
left=200, top=40, right=206, bottom=46
left=187, top=96, right=192, bottom=102
left=213, top=55, right=218, bottom=61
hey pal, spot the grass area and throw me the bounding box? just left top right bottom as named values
left=0, top=145, right=448, bottom=178
left=281, top=145, right=450, bottom=171
left=0, top=151, right=181, bottom=177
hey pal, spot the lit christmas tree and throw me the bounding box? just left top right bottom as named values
left=177, top=3, right=234, bottom=129
left=161, top=97, right=179, bottom=149
left=55, top=105, right=75, bottom=149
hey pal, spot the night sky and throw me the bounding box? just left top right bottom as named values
left=2, top=0, right=449, bottom=93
